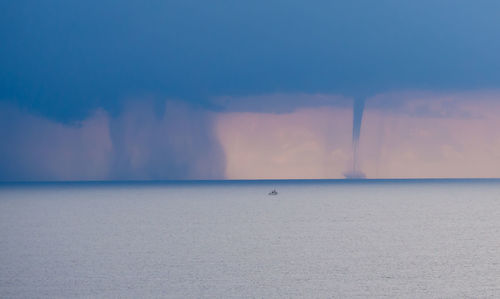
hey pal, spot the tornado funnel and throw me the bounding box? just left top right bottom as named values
left=344, top=97, right=366, bottom=179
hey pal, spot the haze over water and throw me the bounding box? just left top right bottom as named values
left=1, top=180, right=500, bottom=298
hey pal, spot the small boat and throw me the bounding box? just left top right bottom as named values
left=268, top=189, right=278, bottom=195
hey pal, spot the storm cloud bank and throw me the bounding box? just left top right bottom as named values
left=108, top=100, right=224, bottom=180
left=2, top=1, right=500, bottom=121
left=216, top=91, right=500, bottom=179
left=0, top=101, right=224, bottom=181
left=3, top=1, right=500, bottom=180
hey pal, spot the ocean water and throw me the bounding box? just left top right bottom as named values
left=1, top=180, right=500, bottom=298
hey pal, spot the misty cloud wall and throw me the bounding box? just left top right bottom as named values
left=0, top=101, right=224, bottom=181
left=216, top=91, right=500, bottom=179
left=2, top=90, right=500, bottom=180
left=3, top=1, right=500, bottom=180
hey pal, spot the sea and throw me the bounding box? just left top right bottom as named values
left=1, top=179, right=500, bottom=298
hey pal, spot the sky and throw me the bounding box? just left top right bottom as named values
left=1, top=1, right=500, bottom=180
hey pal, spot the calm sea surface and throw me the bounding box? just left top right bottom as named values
left=1, top=180, right=500, bottom=298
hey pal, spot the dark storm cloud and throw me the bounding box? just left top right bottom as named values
left=2, top=1, right=500, bottom=180
left=211, top=94, right=351, bottom=114
left=0, top=101, right=225, bottom=181
left=2, top=0, right=500, bottom=120
left=108, top=100, right=225, bottom=180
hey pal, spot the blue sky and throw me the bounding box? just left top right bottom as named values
left=1, top=1, right=500, bottom=180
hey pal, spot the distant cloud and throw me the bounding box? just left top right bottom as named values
left=2, top=1, right=500, bottom=121
left=4, top=1, right=500, bottom=180
left=0, top=101, right=224, bottom=181
left=212, top=93, right=350, bottom=114
left=360, top=98, right=500, bottom=178
left=0, top=104, right=112, bottom=181
left=216, top=91, right=500, bottom=179
left=108, top=100, right=225, bottom=180
left=366, top=90, right=500, bottom=119
left=216, top=107, right=352, bottom=179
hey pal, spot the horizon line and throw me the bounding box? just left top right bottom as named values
left=2, top=178, right=500, bottom=185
